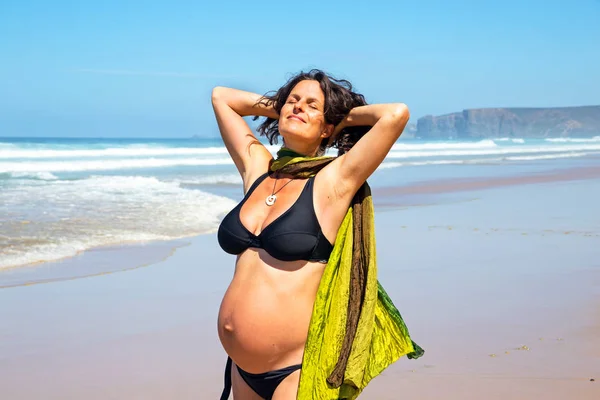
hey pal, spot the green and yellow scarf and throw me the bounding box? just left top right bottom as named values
left=271, top=148, right=423, bottom=400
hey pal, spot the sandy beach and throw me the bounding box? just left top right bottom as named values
left=1, top=169, right=599, bottom=399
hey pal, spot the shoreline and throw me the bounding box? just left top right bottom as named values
left=3, top=163, right=600, bottom=289
left=0, top=239, right=190, bottom=289
left=376, top=164, right=600, bottom=197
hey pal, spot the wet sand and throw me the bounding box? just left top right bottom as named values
left=0, top=170, right=599, bottom=399
left=376, top=164, right=600, bottom=198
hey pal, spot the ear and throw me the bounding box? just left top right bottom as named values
left=321, top=123, right=334, bottom=139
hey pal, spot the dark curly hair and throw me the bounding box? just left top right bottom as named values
left=253, top=69, right=370, bottom=156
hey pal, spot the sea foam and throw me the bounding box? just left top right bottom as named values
left=0, top=175, right=237, bottom=270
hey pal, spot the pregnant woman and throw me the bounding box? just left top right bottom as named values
left=212, top=69, right=422, bottom=400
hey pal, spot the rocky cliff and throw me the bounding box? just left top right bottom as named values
left=415, top=106, right=600, bottom=139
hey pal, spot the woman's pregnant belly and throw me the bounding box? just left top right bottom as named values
left=217, top=250, right=324, bottom=373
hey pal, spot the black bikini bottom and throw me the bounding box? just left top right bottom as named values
left=220, top=356, right=302, bottom=400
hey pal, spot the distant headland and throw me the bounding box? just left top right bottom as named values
left=410, top=105, right=600, bottom=139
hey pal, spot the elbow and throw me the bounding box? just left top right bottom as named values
left=388, top=103, right=410, bottom=137
left=390, top=103, right=410, bottom=123
left=211, top=86, right=227, bottom=105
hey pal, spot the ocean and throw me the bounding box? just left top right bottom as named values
left=1, top=135, right=600, bottom=271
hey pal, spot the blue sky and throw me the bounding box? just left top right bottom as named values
left=1, top=0, right=599, bottom=137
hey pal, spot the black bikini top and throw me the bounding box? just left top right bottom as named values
left=217, top=172, right=333, bottom=263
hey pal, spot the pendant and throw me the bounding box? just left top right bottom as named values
left=265, top=195, right=277, bottom=206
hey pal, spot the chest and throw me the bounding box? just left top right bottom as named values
left=238, top=178, right=313, bottom=237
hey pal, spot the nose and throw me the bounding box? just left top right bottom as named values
left=293, top=100, right=304, bottom=113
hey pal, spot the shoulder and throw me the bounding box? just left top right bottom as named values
left=312, top=155, right=361, bottom=226
left=313, top=154, right=359, bottom=203
left=311, top=156, right=358, bottom=243
left=244, top=169, right=273, bottom=196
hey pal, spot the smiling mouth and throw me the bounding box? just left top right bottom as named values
left=288, top=115, right=305, bottom=123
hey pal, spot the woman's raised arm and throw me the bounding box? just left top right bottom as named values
left=211, top=87, right=277, bottom=186
left=331, top=103, right=409, bottom=195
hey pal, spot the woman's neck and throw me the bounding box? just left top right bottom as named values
left=281, top=141, right=319, bottom=158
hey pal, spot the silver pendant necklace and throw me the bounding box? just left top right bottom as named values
left=266, top=173, right=294, bottom=206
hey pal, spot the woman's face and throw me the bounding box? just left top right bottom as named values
left=278, top=80, right=332, bottom=151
